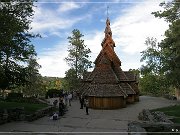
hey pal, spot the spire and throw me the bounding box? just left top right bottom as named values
left=101, top=6, right=115, bottom=48
left=105, top=17, right=112, bottom=38
left=105, top=6, right=112, bottom=38
left=107, top=6, right=109, bottom=18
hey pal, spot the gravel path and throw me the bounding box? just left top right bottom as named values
left=0, top=96, right=178, bottom=134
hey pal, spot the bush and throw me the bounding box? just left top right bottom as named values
left=15, top=97, right=43, bottom=104
left=45, top=89, right=63, bottom=98
left=6, top=94, right=43, bottom=104
left=7, top=93, right=23, bottom=99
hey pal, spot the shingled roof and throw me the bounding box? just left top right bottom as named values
left=124, top=71, right=136, bottom=81
left=80, top=18, right=138, bottom=97
left=82, top=84, right=127, bottom=97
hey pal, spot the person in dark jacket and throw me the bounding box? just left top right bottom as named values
left=59, top=97, right=64, bottom=116
left=84, top=97, right=89, bottom=115
left=79, top=95, right=84, bottom=109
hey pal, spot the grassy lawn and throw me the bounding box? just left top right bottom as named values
left=152, top=105, right=180, bottom=123
left=0, top=101, right=48, bottom=114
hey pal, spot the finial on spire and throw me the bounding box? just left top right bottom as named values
left=107, top=6, right=109, bottom=18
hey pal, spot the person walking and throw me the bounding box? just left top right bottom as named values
left=68, top=93, right=72, bottom=106
left=84, top=97, right=89, bottom=115
left=79, top=95, right=84, bottom=109
left=59, top=97, right=65, bottom=116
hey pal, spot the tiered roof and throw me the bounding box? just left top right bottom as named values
left=81, top=18, right=137, bottom=97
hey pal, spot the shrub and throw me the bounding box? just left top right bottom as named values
left=7, top=93, right=23, bottom=99
left=45, top=89, right=63, bottom=98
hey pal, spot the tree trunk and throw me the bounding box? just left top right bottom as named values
left=175, top=88, right=180, bottom=100
left=75, top=46, right=78, bottom=79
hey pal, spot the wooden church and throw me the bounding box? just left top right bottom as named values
left=80, top=18, right=139, bottom=109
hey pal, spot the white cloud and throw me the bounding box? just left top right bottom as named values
left=31, top=3, right=86, bottom=36
left=57, top=2, right=80, bottom=12
left=31, top=6, right=82, bottom=33
left=38, top=31, right=104, bottom=77
left=36, top=1, right=170, bottom=77
left=86, top=0, right=169, bottom=72
left=111, top=1, right=169, bottom=55
left=37, top=42, right=70, bottom=77
left=84, top=31, right=104, bottom=61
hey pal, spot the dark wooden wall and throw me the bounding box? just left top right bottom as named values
left=88, top=96, right=126, bottom=109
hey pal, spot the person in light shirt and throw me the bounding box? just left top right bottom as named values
left=68, top=93, right=72, bottom=106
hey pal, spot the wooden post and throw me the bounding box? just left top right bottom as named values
left=175, top=88, right=180, bottom=100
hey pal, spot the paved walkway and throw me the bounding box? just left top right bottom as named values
left=0, top=96, right=178, bottom=134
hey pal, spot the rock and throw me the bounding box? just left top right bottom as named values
left=138, top=109, right=173, bottom=124
left=141, top=122, right=174, bottom=132
left=128, top=121, right=147, bottom=135
left=136, top=109, right=175, bottom=133
left=152, top=111, right=173, bottom=124
left=138, top=109, right=155, bottom=122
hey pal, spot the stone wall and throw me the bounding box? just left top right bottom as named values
left=0, top=106, right=53, bottom=124
left=128, top=109, right=178, bottom=134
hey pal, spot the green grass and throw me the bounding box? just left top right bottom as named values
left=152, top=105, right=180, bottom=123
left=0, top=101, right=48, bottom=114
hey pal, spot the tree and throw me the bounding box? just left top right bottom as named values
left=140, top=38, right=171, bottom=96
left=65, top=29, right=92, bottom=89
left=140, top=37, right=161, bottom=75
left=64, top=68, right=79, bottom=90
left=24, top=57, right=42, bottom=96
left=0, top=0, right=39, bottom=90
left=140, top=0, right=180, bottom=96
left=65, top=29, right=92, bottom=78
left=152, top=0, right=180, bottom=89
left=15, top=57, right=46, bottom=97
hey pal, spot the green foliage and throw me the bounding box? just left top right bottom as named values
left=152, top=0, right=180, bottom=89
left=65, top=29, right=92, bottom=78
left=65, top=29, right=92, bottom=89
left=140, top=37, right=162, bottom=75
left=64, top=68, right=80, bottom=90
left=0, top=101, right=48, bottom=114
left=61, top=78, right=71, bottom=91
left=22, top=58, right=45, bottom=97
left=139, top=74, right=170, bottom=96
left=152, top=105, right=180, bottom=123
left=42, top=77, right=63, bottom=91
left=140, top=0, right=180, bottom=96
left=0, top=0, right=39, bottom=89
left=7, top=92, right=23, bottom=99
left=152, top=0, right=180, bottom=23
left=140, top=38, right=171, bottom=96
left=5, top=97, right=43, bottom=104
left=45, top=89, right=62, bottom=98
left=0, top=65, right=8, bottom=89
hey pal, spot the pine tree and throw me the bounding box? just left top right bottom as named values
left=65, top=29, right=92, bottom=89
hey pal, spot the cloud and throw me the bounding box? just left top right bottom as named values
left=37, top=42, right=70, bottom=77
left=111, top=0, right=169, bottom=55
left=57, top=2, right=80, bottom=12
left=85, top=0, right=169, bottom=72
left=37, top=30, right=104, bottom=77
left=36, top=0, right=170, bottom=77
left=84, top=31, right=104, bottom=61
left=31, top=3, right=86, bottom=36
left=31, top=7, right=73, bottom=32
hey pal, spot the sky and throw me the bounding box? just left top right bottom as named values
left=30, top=0, right=169, bottom=77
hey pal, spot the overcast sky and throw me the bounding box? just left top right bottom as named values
left=31, top=0, right=169, bottom=77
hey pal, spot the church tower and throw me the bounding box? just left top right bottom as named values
left=80, top=17, right=139, bottom=109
